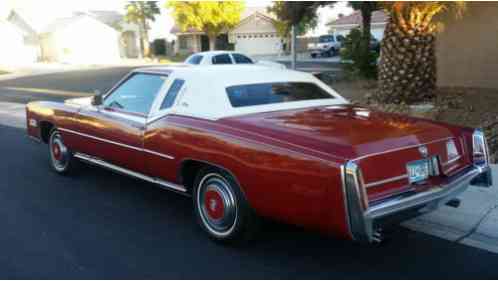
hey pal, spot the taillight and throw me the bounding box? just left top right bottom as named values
left=344, top=162, right=369, bottom=210
left=472, top=129, right=490, bottom=166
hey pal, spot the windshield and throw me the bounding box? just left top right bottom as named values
left=319, top=36, right=334, bottom=43
left=226, top=82, right=334, bottom=108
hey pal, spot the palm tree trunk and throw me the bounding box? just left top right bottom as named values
left=208, top=35, right=217, bottom=51
left=378, top=20, right=437, bottom=104
left=360, top=5, right=372, bottom=49
left=141, top=18, right=150, bottom=57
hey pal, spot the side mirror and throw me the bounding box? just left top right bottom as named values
left=91, top=90, right=103, bottom=106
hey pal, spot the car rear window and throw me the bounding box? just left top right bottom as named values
left=226, top=82, right=333, bottom=108
left=187, top=55, right=203, bottom=65
left=232, top=53, right=253, bottom=64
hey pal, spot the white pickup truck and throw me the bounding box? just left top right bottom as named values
left=308, top=34, right=345, bottom=58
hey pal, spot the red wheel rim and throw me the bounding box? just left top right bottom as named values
left=204, top=189, right=225, bottom=220
left=52, top=143, right=62, bottom=160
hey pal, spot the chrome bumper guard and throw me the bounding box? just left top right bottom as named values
left=342, top=163, right=492, bottom=243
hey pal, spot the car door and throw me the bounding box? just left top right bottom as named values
left=72, top=72, right=168, bottom=174
left=143, top=78, right=186, bottom=184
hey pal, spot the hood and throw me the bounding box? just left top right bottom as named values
left=220, top=105, right=457, bottom=161
left=65, top=96, right=93, bottom=108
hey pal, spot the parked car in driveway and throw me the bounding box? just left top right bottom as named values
left=308, top=34, right=345, bottom=58
left=184, top=51, right=286, bottom=69
left=26, top=65, right=493, bottom=243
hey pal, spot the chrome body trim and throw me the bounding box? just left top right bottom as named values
left=340, top=165, right=353, bottom=239
left=29, top=135, right=41, bottom=143
left=143, top=149, right=175, bottom=160
left=364, top=174, right=408, bottom=189
left=341, top=161, right=488, bottom=243
left=351, top=137, right=454, bottom=162
left=442, top=155, right=462, bottom=166
left=60, top=127, right=142, bottom=152
left=59, top=127, right=175, bottom=160
left=74, top=153, right=187, bottom=194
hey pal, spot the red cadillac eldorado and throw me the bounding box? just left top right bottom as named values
left=26, top=65, right=493, bottom=243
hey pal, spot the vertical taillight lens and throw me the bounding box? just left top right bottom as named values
left=473, top=129, right=489, bottom=166
left=344, top=163, right=369, bottom=210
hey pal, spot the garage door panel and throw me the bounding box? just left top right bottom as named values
left=235, top=36, right=281, bottom=55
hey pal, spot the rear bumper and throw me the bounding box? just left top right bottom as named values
left=343, top=165, right=492, bottom=243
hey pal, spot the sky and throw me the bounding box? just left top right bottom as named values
left=1, top=0, right=353, bottom=40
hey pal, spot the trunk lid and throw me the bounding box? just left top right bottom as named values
left=221, top=105, right=455, bottom=160
left=220, top=105, right=471, bottom=200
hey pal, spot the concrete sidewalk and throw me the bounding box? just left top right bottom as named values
left=403, top=165, right=498, bottom=253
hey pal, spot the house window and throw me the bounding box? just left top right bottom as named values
left=179, top=36, right=188, bottom=49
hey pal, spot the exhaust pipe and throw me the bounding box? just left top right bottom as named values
left=446, top=198, right=461, bottom=208
left=372, top=229, right=383, bottom=243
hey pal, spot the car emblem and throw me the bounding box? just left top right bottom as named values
left=418, top=145, right=429, bottom=158
left=210, top=199, right=217, bottom=212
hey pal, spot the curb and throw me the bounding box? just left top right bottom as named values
left=403, top=164, right=498, bottom=254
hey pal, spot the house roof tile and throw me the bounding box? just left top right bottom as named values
left=328, top=10, right=388, bottom=26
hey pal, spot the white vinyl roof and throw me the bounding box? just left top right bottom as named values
left=138, top=65, right=349, bottom=120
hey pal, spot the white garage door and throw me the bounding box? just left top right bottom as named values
left=234, top=34, right=281, bottom=56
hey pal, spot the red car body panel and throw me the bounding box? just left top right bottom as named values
left=25, top=98, right=476, bottom=240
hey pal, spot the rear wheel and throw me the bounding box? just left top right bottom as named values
left=193, top=167, right=258, bottom=243
left=48, top=129, right=78, bottom=175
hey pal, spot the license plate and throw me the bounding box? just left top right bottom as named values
left=407, top=159, right=430, bottom=184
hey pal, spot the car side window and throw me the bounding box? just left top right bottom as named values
left=103, top=73, right=166, bottom=116
left=160, top=79, right=185, bottom=110
left=187, top=55, right=203, bottom=65
left=232, top=54, right=253, bottom=64
left=212, top=54, right=233, bottom=65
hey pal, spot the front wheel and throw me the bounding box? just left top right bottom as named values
left=193, top=167, right=258, bottom=243
left=48, top=129, right=78, bottom=175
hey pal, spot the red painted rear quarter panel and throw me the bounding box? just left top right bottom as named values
left=145, top=115, right=351, bottom=238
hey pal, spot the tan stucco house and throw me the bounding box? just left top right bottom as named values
left=75, top=11, right=141, bottom=59
left=436, top=2, right=498, bottom=90
left=40, top=15, right=121, bottom=64
left=0, top=10, right=40, bottom=65
left=328, top=10, right=388, bottom=41
left=171, top=8, right=282, bottom=56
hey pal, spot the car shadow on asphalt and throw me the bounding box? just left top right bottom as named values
left=1, top=124, right=497, bottom=279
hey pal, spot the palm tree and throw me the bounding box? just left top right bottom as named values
left=125, top=1, right=161, bottom=58
left=378, top=2, right=466, bottom=104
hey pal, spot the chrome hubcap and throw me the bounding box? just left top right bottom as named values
left=197, top=174, right=237, bottom=237
left=50, top=132, right=69, bottom=171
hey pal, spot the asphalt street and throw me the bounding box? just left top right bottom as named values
left=0, top=68, right=497, bottom=278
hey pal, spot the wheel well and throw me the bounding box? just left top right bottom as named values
left=39, top=121, right=54, bottom=143
left=180, top=160, right=208, bottom=193
left=179, top=160, right=243, bottom=195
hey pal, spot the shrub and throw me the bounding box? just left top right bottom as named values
left=340, top=28, right=379, bottom=80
